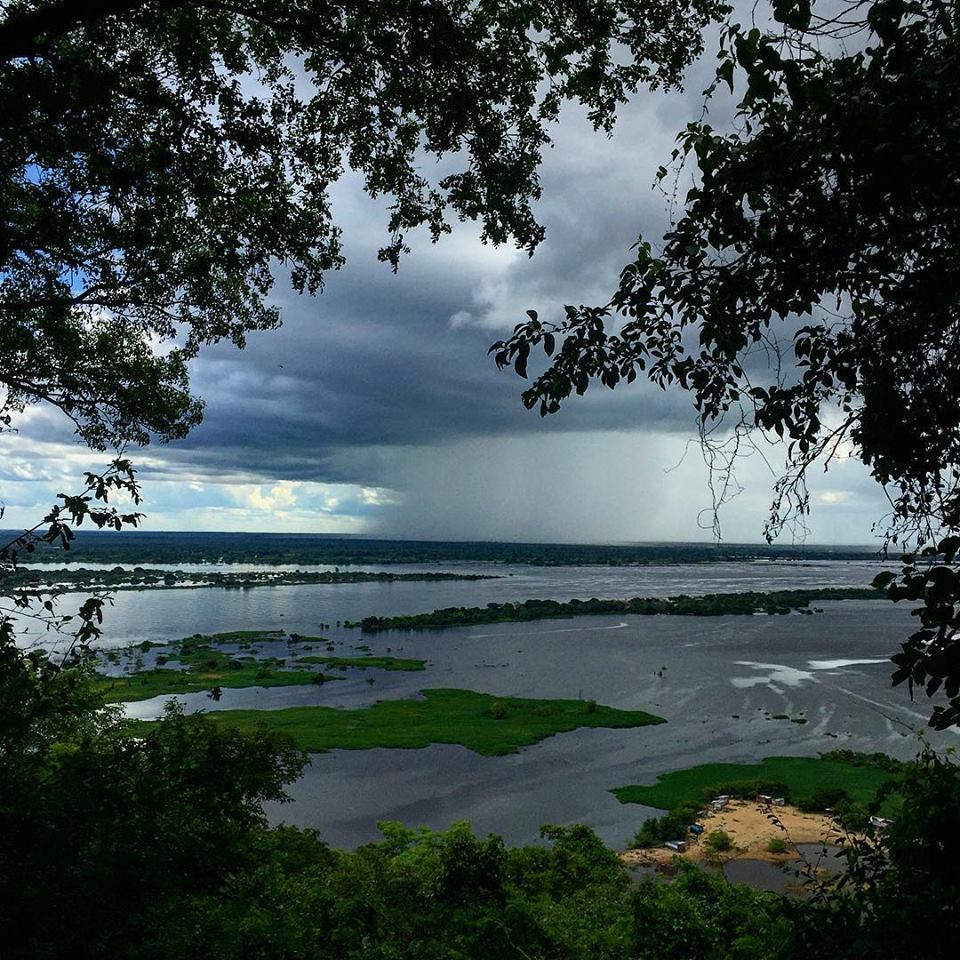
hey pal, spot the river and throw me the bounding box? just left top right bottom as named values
left=86, top=558, right=950, bottom=848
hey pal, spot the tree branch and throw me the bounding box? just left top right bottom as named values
left=0, top=0, right=185, bottom=63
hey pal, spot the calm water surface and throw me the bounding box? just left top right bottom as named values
left=86, top=560, right=949, bottom=848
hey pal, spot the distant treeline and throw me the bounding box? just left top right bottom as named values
left=8, top=530, right=882, bottom=567
left=352, top=588, right=884, bottom=631
left=6, top=567, right=495, bottom=593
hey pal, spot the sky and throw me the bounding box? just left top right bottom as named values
left=0, top=7, right=891, bottom=545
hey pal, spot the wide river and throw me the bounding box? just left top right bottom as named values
left=93, top=559, right=952, bottom=848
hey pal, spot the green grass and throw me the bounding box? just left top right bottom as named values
left=611, top=756, right=897, bottom=809
left=294, top=655, right=425, bottom=671
left=193, top=688, right=666, bottom=755
left=95, top=633, right=338, bottom=702
left=95, top=663, right=333, bottom=702
left=96, top=631, right=428, bottom=702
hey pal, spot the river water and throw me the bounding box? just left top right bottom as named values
left=91, top=558, right=951, bottom=849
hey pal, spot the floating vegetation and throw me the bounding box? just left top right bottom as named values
left=179, top=689, right=666, bottom=755
left=95, top=630, right=424, bottom=701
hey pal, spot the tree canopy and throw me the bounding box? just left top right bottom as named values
left=0, top=0, right=724, bottom=450
left=492, top=0, right=960, bottom=727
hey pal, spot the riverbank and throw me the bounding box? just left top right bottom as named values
left=621, top=798, right=844, bottom=867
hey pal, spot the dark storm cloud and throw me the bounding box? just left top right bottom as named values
left=6, top=4, right=887, bottom=543
left=152, top=49, right=740, bottom=486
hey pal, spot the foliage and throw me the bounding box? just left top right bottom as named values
left=882, top=542, right=960, bottom=727
left=704, top=828, right=733, bottom=853
left=179, top=687, right=665, bottom=755
left=630, top=799, right=703, bottom=848
left=0, top=458, right=143, bottom=663
left=490, top=0, right=960, bottom=727
left=0, top=649, right=306, bottom=960
left=0, top=0, right=722, bottom=451
left=788, top=748, right=960, bottom=960
left=355, top=586, right=881, bottom=630
left=766, top=836, right=790, bottom=855
left=796, top=786, right=850, bottom=812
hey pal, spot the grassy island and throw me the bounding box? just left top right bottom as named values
left=351, top=587, right=883, bottom=631
left=196, top=688, right=666, bottom=755
left=613, top=753, right=902, bottom=810
left=6, top=566, right=497, bottom=594
left=96, top=631, right=426, bottom=702
left=295, top=655, right=425, bottom=671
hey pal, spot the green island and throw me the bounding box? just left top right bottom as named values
left=295, top=654, right=425, bottom=671
left=185, top=688, right=666, bottom=755
left=6, top=566, right=496, bottom=594
left=614, top=753, right=905, bottom=849
left=95, top=631, right=427, bottom=702
left=612, top=753, right=901, bottom=810
left=351, top=587, right=883, bottom=631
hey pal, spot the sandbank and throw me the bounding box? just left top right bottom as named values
left=621, top=799, right=846, bottom=867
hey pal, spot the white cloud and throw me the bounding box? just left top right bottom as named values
left=816, top=490, right=852, bottom=506
left=229, top=480, right=300, bottom=511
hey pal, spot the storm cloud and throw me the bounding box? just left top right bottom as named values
left=1, top=8, right=890, bottom=543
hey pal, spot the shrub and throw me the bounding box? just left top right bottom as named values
left=798, top=787, right=851, bottom=812
left=630, top=801, right=701, bottom=848
left=766, top=837, right=790, bottom=855
left=703, top=779, right=791, bottom=802
left=583, top=699, right=597, bottom=714
left=704, top=829, right=732, bottom=853
left=489, top=701, right=508, bottom=720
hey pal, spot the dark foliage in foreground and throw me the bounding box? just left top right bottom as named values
left=4, top=647, right=959, bottom=959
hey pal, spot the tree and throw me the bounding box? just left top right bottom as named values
left=0, top=0, right=724, bottom=449
left=492, top=0, right=960, bottom=727
left=0, top=652, right=307, bottom=960
left=789, top=748, right=960, bottom=960
left=0, top=0, right=725, bottom=655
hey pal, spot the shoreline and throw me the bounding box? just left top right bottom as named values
left=621, top=799, right=846, bottom=868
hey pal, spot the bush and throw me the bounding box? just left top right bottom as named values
left=489, top=700, right=508, bottom=720
left=704, top=829, right=732, bottom=853
left=798, top=787, right=850, bottom=812
left=766, top=837, right=790, bottom=855
left=583, top=699, right=597, bottom=714
left=630, top=801, right=701, bottom=848
left=703, top=779, right=791, bottom=802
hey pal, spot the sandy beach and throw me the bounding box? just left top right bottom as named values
left=621, top=799, right=845, bottom=867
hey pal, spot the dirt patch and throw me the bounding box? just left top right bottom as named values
left=621, top=799, right=845, bottom=867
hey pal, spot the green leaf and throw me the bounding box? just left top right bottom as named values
left=872, top=571, right=896, bottom=590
